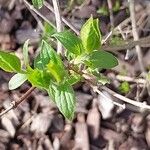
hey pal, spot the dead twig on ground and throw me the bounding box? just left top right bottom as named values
left=107, top=0, right=114, bottom=29
left=116, top=75, right=146, bottom=84
left=0, top=87, right=35, bottom=117
left=128, top=0, right=146, bottom=74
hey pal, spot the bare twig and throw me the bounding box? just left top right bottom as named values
left=51, top=0, right=63, bottom=54
left=116, top=75, right=146, bottom=84
left=26, top=5, right=44, bottom=30
left=43, top=1, right=79, bottom=35
left=102, top=36, right=150, bottom=51
left=23, top=0, right=55, bottom=29
left=128, top=0, right=145, bottom=74
left=92, top=86, right=126, bottom=109
left=0, top=87, right=35, bottom=117
left=69, top=65, right=150, bottom=111
left=101, top=86, right=150, bottom=111
left=107, top=0, right=114, bottom=29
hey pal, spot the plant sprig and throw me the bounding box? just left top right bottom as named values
left=0, top=16, right=118, bottom=120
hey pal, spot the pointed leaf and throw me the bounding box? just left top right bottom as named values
left=9, top=73, right=27, bottom=90
left=0, top=50, right=21, bottom=73
left=48, top=82, right=75, bottom=120
left=43, top=22, right=56, bottom=38
left=27, top=68, right=51, bottom=89
left=32, top=0, right=44, bottom=9
left=34, top=40, right=66, bottom=82
left=52, top=31, right=84, bottom=55
left=86, top=50, right=118, bottom=69
left=80, top=16, right=101, bottom=53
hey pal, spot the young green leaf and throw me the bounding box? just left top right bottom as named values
left=34, top=40, right=63, bottom=69
left=0, top=50, right=21, bottom=73
left=23, top=39, right=29, bottom=67
left=80, top=16, right=101, bottom=53
left=86, top=50, right=118, bottom=69
left=43, top=22, right=56, bottom=38
left=34, top=40, right=66, bottom=82
left=9, top=73, right=27, bottom=90
left=67, top=73, right=82, bottom=85
left=27, top=68, right=51, bottom=89
left=32, top=0, right=44, bottom=9
left=52, top=31, right=84, bottom=55
left=48, top=82, right=75, bottom=120
left=119, top=81, right=130, bottom=94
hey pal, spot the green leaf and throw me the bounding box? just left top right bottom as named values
left=92, top=71, right=110, bottom=85
left=86, top=50, right=118, bottom=69
left=23, top=39, right=29, bottom=67
left=113, top=0, right=120, bottom=12
left=67, top=72, right=82, bottom=85
left=97, top=6, right=109, bottom=16
left=48, top=82, right=75, bottom=120
left=9, top=73, right=27, bottom=90
left=80, top=16, right=101, bottom=53
left=43, top=22, right=56, bottom=39
left=119, top=81, right=130, bottom=94
left=0, top=50, right=21, bottom=73
left=34, top=40, right=63, bottom=70
left=27, top=68, right=51, bottom=89
left=52, top=31, right=84, bottom=55
left=34, top=40, right=66, bottom=82
left=32, top=0, right=44, bottom=9
left=110, top=36, right=124, bottom=46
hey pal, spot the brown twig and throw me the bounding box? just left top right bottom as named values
left=68, top=65, right=150, bottom=111
left=107, top=0, right=114, bottom=29
left=102, top=36, right=150, bottom=51
left=116, top=75, right=146, bottom=84
left=128, top=0, right=146, bottom=74
left=43, top=1, right=79, bottom=35
left=23, top=0, right=55, bottom=29
left=0, top=87, right=35, bottom=117
left=101, top=86, right=150, bottom=111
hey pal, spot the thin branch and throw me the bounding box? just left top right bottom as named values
left=0, top=87, right=35, bottom=118
left=128, top=0, right=146, bottom=74
left=23, top=0, right=55, bottom=29
left=101, top=86, right=150, bottom=111
left=51, top=0, right=63, bottom=54
left=102, top=36, right=150, bottom=51
left=92, top=86, right=126, bottom=109
left=107, top=0, right=114, bottom=29
left=26, top=5, right=44, bottom=30
left=116, top=75, right=146, bottom=84
left=43, top=1, right=79, bottom=35
left=69, top=65, right=150, bottom=111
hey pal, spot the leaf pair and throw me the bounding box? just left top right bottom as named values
left=33, top=41, right=75, bottom=120
left=52, top=16, right=118, bottom=70
left=53, top=16, right=101, bottom=56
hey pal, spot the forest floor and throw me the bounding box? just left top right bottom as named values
left=0, top=0, right=150, bottom=149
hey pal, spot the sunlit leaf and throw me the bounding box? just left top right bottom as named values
left=0, top=50, right=21, bottom=73
left=86, top=50, right=118, bottom=69
left=52, top=31, right=84, bottom=55
left=9, top=73, right=27, bottom=90
left=80, top=16, right=101, bottom=53
left=48, top=82, right=75, bottom=120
